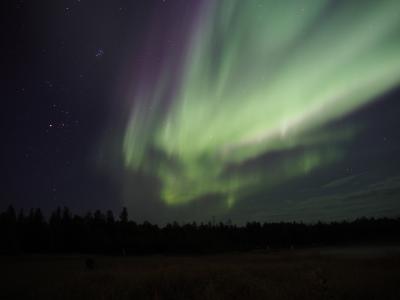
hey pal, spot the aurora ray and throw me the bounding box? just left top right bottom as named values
left=122, top=0, right=400, bottom=208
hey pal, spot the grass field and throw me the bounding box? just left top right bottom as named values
left=1, top=247, right=400, bottom=300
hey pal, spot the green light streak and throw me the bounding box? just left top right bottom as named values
left=122, top=0, right=400, bottom=207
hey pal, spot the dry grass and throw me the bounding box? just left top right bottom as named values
left=1, top=249, right=400, bottom=300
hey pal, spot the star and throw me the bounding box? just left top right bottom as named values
left=44, top=80, right=53, bottom=88
left=95, top=49, right=105, bottom=58
left=64, top=7, right=72, bottom=16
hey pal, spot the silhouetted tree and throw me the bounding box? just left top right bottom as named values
left=94, top=210, right=106, bottom=224
left=6, top=205, right=17, bottom=223
left=49, top=207, right=62, bottom=226
left=17, top=209, right=25, bottom=223
left=106, top=210, right=115, bottom=224
left=62, top=207, right=72, bottom=225
left=120, top=207, right=128, bottom=223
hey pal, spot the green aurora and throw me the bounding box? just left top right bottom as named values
left=122, top=0, right=400, bottom=209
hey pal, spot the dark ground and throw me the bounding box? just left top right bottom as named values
left=1, top=246, right=400, bottom=300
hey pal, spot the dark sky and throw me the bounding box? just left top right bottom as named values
left=2, top=0, right=400, bottom=224
left=3, top=0, right=154, bottom=212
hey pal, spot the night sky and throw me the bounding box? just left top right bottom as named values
left=3, top=0, right=400, bottom=224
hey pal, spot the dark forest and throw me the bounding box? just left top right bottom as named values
left=2, top=206, right=399, bottom=255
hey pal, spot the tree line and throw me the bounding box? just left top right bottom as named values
left=1, top=205, right=399, bottom=255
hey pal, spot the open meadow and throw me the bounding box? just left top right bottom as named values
left=1, top=246, right=400, bottom=300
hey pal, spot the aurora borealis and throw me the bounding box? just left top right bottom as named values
left=4, top=0, right=400, bottom=223
left=121, top=0, right=400, bottom=216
